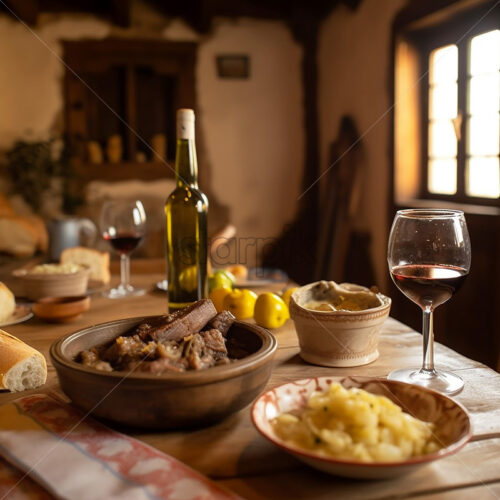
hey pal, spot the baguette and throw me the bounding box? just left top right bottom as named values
left=60, top=246, right=110, bottom=285
left=0, top=330, right=47, bottom=392
left=0, top=194, right=15, bottom=217
left=0, top=282, right=15, bottom=322
left=0, top=216, right=39, bottom=257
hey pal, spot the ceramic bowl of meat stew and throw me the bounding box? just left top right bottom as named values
left=50, top=315, right=277, bottom=429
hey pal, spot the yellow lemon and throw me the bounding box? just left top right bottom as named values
left=179, top=265, right=198, bottom=292
left=223, top=289, right=257, bottom=319
left=254, top=292, right=289, bottom=329
left=209, top=286, right=232, bottom=313
left=282, top=287, right=299, bottom=307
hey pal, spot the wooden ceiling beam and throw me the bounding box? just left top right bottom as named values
left=2, top=0, right=39, bottom=25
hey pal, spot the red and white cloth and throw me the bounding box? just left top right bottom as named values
left=0, top=394, right=240, bottom=500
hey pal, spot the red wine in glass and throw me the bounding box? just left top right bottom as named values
left=100, top=200, right=147, bottom=298
left=387, top=209, right=471, bottom=395
left=391, top=264, right=468, bottom=309
left=103, top=232, right=144, bottom=255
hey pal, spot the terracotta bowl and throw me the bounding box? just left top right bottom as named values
left=252, top=376, right=472, bottom=479
left=50, top=316, right=277, bottom=429
left=13, top=268, right=89, bottom=301
left=289, top=282, right=391, bottom=367
left=33, top=296, right=90, bottom=323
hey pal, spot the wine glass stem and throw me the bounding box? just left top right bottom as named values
left=421, top=307, right=436, bottom=374
left=120, top=254, right=130, bottom=289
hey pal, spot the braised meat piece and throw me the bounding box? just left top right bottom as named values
left=127, top=357, right=187, bottom=374
left=185, top=329, right=227, bottom=370
left=136, top=299, right=217, bottom=342
left=156, top=339, right=184, bottom=361
left=79, top=348, right=113, bottom=372
left=101, top=335, right=155, bottom=369
left=200, top=329, right=227, bottom=357
left=207, top=311, right=235, bottom=337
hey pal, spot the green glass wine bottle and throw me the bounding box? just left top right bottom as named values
left=165, top=109, right=208, bottom=311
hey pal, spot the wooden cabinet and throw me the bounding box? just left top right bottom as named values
left=63, top=39, right=197, bottom=182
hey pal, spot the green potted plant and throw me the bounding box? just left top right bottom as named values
left=5, top=138, right=81, bottom=214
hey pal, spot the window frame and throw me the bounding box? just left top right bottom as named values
left=409, top=8, right=500, bottom=206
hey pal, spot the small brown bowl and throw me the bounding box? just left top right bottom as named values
left=13, top=268, right=89, bottom=301
left=50, top=317, right=277, bottom=429
left=33, top=296, right=90, bottom=323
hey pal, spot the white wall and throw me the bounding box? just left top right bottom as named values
left=197, top=19, right=303, bottom=253
left=0, top=9, right=304, bottom=264
left=318, top=0, right=406, bottom=288
left=0, top=15, right=110, bottom=149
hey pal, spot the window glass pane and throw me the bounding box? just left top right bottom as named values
left=428, top=158, right=457, bottom=194
left=470, top=30, right=500, bottom=76
left=469, top=74, right=500, bottom=113
left=468, top=114, right=500, bottom=156
left=466, top=157, right=500, bottom=198
left=430, top=45, right=458, bottom=84
left=429, top=120, right=457, bottom=157
left=429, top=83, right=457, bottom=119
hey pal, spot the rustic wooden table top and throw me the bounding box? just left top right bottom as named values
left=1, top=267, right=500, bottom=499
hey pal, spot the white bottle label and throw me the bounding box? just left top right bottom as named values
left=177, top=109, right=195, bottom=140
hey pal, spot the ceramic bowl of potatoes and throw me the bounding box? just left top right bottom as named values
left=252, top=376, right=471, bottom=479
left=289, top=281, right=391, bottom=367
left=13, top=263, right=89, bottom=301
left=50, top=299, right=277, bottom=429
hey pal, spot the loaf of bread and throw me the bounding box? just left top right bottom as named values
left=0, top=330, right=47, bottom=392
left=0, top=215, right=48, bottom=257
left=0, top=282, right=15, bottom=322
left=60, top=247, right=111, bottom=284
left=0, top=194, right=15, bottom=217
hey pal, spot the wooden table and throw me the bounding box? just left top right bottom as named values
left=2, top=270, right=500, bottom=499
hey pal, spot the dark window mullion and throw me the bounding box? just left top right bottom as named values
left=457, top=39, right=468, bottom=198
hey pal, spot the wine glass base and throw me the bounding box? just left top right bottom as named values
left=102, top=285, right=146, bottom=299
left=387, top=367, right=464, bottom=395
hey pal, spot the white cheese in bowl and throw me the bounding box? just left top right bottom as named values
left=28, top=263, right=85, bottom=275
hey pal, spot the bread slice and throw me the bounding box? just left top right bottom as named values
left=0, top=282, right=15, bottom=322
left=60, top=246, right=111, bottom=284
left=0, top=330, right=47, bottom=392
left=0, top=216, right=39, bottom=257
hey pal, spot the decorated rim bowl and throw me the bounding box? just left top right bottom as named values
left=251, top=376, right=472, bottom=479
left=50, top=316, right=277, bottom=429
left=289, top=281, right=391, bottom=367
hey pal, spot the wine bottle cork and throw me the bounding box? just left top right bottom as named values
left=177, top=109, right=195, bottom=140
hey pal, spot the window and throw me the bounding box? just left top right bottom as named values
left=427, top=30, right=500, bottom=200
left=393, top=2, right=500, bottom=207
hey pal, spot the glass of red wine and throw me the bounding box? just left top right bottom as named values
left=100, top=200, right=147, bottom=299
left=387, top=209, right=471, bottom=395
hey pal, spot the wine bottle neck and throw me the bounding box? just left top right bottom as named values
left=175, top=139, right=198, bottom=187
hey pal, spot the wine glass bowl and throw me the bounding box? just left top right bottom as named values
left=100, top=200, right=147, bottom=299
left=387, top=209, right=471, bottom=395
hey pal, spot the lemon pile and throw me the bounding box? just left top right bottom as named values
left=208, top=268, right=297, bottom=329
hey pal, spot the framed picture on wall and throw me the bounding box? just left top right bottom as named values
left=216, top=55, right=250, bottom=79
